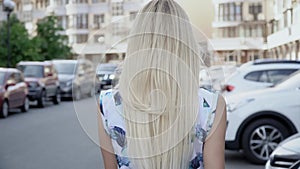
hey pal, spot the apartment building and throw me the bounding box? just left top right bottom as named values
left=267, top=0, right=300, bottom=60
left=209, top=0, right=272, bottom=64
left=0, top=0, right=145, bottom=63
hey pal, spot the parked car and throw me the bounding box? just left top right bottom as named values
left=96, top=63, right=117, bottom=90
left=222, top=59, right=300, bottom=95
left=199, top=64, right=237, bottom=91
left=265, top=134, right=300, bottom=169
left=17, top=61, right=61, bottom=107
left=0, top=68, right=29, bottom=118
left=53, top=59, right=95, bottom=100
left=225, top=70, right=300, bottom=164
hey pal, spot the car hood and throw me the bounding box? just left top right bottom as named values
left=279, top=134, right=300, bottom=154
left=58, top=74, right=74, bottom=82
left=96, top=71, right=113, bottom=75
left=24, top=77, right=39, bottom=82
left=225, top=87, right=280, bottom=103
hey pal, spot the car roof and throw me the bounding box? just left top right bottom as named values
left=17, top=61, right=52, bottom=66
left=253, top=59, right=300, bottom=65
left=52, top=59, right=78, bottom=64
left=0, top=67, right=21, bottom=73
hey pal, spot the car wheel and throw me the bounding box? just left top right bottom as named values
left=0, top=101, right=9, bottom=118
left=242, top=119, right=290, bottom=164
left=37, top=90, right=47, bottom=108
left=21, top=97, right=30, bottom=112
left=74, top=87, right=81, bottom=101
left=53, top=88, right=61, bottom=105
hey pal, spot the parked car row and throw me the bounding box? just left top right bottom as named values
left=0, top=59, right=98, bottom=118
left=219, top=59, right=300, bottom=166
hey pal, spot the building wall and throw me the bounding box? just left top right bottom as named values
left=267, top=0, right=300, bottom=60
left=210, top=0, right=270, bottom=65
left=0, top=0, right=145, bottom=64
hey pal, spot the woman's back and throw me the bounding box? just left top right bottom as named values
left=99, top=88, right=219, bottom=169
left=97, top=0, right=226, bottom=168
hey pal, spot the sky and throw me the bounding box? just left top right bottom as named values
left=176, top=0, right=214, bottom=38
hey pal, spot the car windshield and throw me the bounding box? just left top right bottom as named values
left=275, top=71, right=300, bottom=89
left=54, top=63, right=76, bottom=75
left=0, top=72, right=5, bottom=85
left=97, top=65, right=117, bottom=72
left=18, top=65, right=44, bottom=78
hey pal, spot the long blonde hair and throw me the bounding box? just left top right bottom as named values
left=118, top=0, right=202, bottom=168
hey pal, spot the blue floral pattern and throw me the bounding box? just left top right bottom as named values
left=100, top=88, right=218, bottom=169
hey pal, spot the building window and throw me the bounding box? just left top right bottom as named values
left=229, top=3, right=235, bottom=21
left=76, top=34, right=88, bottom=43
left=92, top=0, right=106, bottom=3
left=235, top=3, right=243, bottom=21
left=74, top=14, right=88, bottom=29
left=249, top=3, right=262, bottom=20
left=130, top=11, right=138, bottom=21
left=54, top=0, right=68, bottom=5
left=73, top=0, right=87, bottom=4
left=112, top=2, right=124, bottom=16
left=93, top=14, right=105, bottom=29
left=57, top=16, right=68, bottom=29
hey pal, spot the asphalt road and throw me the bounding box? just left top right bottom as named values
left=0, top=96, right=264, bottom=169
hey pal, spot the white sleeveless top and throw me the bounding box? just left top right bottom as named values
left=99, top=88, right=219, bottom=169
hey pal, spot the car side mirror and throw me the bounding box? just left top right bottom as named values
left=5, top=82, right=15, bottom=90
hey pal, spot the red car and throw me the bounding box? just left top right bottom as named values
left=0, top=68, right=29, bottom=118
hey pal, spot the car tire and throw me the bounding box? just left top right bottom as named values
left=242, top=118, right=290, bottom=164
left=73, top=87, right=81, bottom=101
left=37, top=90, right=47, bottom=108
left=53, top=88, right=61, bottom=105
left=21, top=97, right=30, bottom=112
left=0, top=100, right=9, bottom=118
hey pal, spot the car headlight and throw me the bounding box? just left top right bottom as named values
left=227, top=98, right=255, bottom=112
left=28, top=82, right=39, bottom=88
left=66, top=80, right=72, bottom=87
left=109, top=74, right=115, bottom=80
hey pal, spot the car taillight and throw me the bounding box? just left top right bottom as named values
left=225, top=85, right=235, bottom=92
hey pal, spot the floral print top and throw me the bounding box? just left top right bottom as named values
left=99, top=88, right=219, bottom=169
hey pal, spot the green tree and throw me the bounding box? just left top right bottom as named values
left=34, top=15, right=72, bottom=60
left=0, top=15, right=40, bottom=67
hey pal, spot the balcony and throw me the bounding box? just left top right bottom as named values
left=208, top=37, right=266, bottom=51
left=212, top=21, right=242, bottom=28
left=213, top=0, right=262, bottom=4
left=66, top=4, right=89, bottom=15
left=267, top=23, right=300, bottom=49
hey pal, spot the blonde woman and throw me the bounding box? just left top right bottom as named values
left=97, top=0, right=226, bottom=169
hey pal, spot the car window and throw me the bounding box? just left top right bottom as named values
left=54, top=63, right=76, bottom=75
left=18, top=65, right=44, bottom=78
left=0, top=72, right=5, bottom=85
left=7, top=73, right=16, bottom=84
left=267, top=69, right=298, bottom=84
left=258, top=71, right=270, bottom=83
left=244, top=71, right=262, bottom=82
left=14, top=73, right=22, bottom=83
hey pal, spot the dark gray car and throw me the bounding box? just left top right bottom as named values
left=53, top=59, right=95, bottom=100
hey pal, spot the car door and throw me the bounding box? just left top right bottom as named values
left=44, top=66, right=56, bottom=97
left=14, top=72, right=27, bottom=107
left=5, top=73, right=18, bottom=108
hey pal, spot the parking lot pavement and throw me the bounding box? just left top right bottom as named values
left=0, top=96, right=264, bottom=169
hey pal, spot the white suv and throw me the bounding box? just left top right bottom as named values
left=225, top=70, right=300, bottom=164
left=222, top=60, right=300, bottom=96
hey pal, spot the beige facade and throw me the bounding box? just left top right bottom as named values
left=210, top=0, right=300, bottom=64
left=209, top=0, right=271, bottom=64
left=0, top=0, right=146, bottom=63
left=267, top=0, right=300, bottom=60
